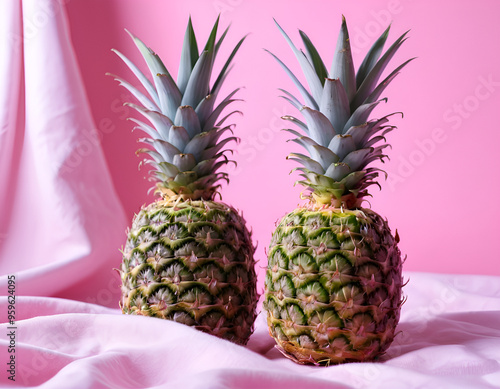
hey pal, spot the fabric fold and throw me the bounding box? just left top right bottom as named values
left=0, top=0, right=127, bottom=306
left=1, top=273, right=500, bottom=388
left=0, top=0, right=23, bottom=247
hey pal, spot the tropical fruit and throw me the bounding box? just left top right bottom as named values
left=110, top=17, right=258, bottom=345
left=264, top=17, right=412, bottom=364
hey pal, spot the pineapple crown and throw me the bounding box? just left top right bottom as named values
left=269, top=16, right=413, bottom=208
left=109, top=16, right=246, bottom=201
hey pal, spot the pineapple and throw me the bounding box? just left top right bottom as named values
left=110, top=17, right=258, bottom=345
left=264, top=17, right=413, bottom=364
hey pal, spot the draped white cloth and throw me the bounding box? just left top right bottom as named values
left=0, top=0, right=127, bottom=303
left=1, top=272, right=499, bottom=388
left=1, top=1, right=500, bottom=388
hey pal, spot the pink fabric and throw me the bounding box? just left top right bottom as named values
left=1, top=273, right=500, bottom=388
left=0, top=0, right=126, bottom=304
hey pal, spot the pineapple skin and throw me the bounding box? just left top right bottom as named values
left=120, top=199, right=258, bottom=345
left=264, top=206, right=402, bottom=364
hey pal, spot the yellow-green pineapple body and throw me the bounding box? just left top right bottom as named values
left=265, top=206, right=401, bottom=363
left=121, top=199, right=257, bottom=344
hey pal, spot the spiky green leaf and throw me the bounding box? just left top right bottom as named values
left=126, top=30, right=182, bottom=118
left=301, top=106, right=336, bottom=146
left=342, top=148, right=373, bottom=171
left=111, top=49, right=160, bottom=107
left=289, top=136, right=339, bottom=169
left=282, top=115, right=308, bottom=133
left=279, top=89, right=302, bottom=110
left=351, top=30, right=409, bottom=110
left=178, top=16, right=199, bottom=94
left=107, top=73, right=158, bottom=111
left=363, top=58, right=415, bottom=104
left=356, top=25, right=390, bottom=89
left=126, top=103, right=173, bottom=140
left=329, top=16, right=356, bottom=101
left=181, top=50, right=213, bottom=108
left=299, top=30, right=328, bottom=85
left=266, top=49, right=318, bottom=110
left=274, top=19, right=323, bottom=103
left=324, top=162, right=351, bottom=181
left=288, top=153, right=325, bottom=174
left=320, top=78, right=350, bottom=134
left=168, top=126, right=190, bottom=151
left=172, top=153, right=197, bottom=171
left=203, top=88, right=241, bottom=132
left=174, top=105, right=202, bottom=138
left=328, top=135, right=356, bottom=161
left=342, top=99, right=385, bottom=132
left=212, top=35, right=247, bottom=96
left=129, top=118, right=158, bottom=139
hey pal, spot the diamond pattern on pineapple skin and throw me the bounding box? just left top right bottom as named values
left=264, top=207, right=402, bottom=365
left=120, top=200, right=258, bottom=345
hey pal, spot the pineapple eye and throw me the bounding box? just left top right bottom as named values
left=346, top=313, right=376, bottom=334
left=125, top=237, right=137, bottom=251
left=174, top=242, right=207, bottom=258
left=147, top=244, right=171, bottom=259
left=209, top=244, right=234, bottom=262
left=217, top=287, right=242, bottom=306
left=274, top=276, right=296, bottom=299
left=281, top=304, right=306, bottom=326
left=335, top=284, right=363, bottom=304
left=298, top=335, right=318, bottom=349
left=273, top=325, right=288, bottom=341
left=357, top=264, right=382, bottom=283
left=268, top=248, right=289, bottom=269
left=161, top=262, right=193, bottom=283
left=150, top=212, right=169, bottom=226
left=170, top=312, right=195, bottom=326
left=281, top=228, right=307, bottom=248
left=200, top=311, right=225, bottom=329
left=308, top=230, right=340, bottom=249
left=226, top=266, right=249, bottom=284
left=174, top=214, right=189, bottom=223
left=330, top=337, right=350, bottom=357
left=137, top=267, right=155, bottom=286
left=193, top=264, right=226, bottom=283
left=304, top=215, right=325, bottom=230
left=129, top=252, right=145, bottom=267
left=137, top=229, right=156, bottom=245
left=131, top=295, right=146, bottom=309
left=132, top=213, right=149, bottom=229
left=161, top=224, right=188, bottom=240
left=309, top=309, right=342, bottom=328
left=318, top=254, right=353, bottom=275
left=296, top=282, right=329, bottom=305
left=148, top=287, right=175, bottom=307
left=291, top=253, right=318, bottom=273
left=194, top=225, right=218, bottom=240
left=264, top=296, right=281, bottom=319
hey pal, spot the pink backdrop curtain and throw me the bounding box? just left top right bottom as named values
left=0, top=0, right=127, bottom=304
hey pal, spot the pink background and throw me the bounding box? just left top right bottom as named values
left=65, top=0, right=500, bottom=289
left=2, top=4, right=500, bottom=387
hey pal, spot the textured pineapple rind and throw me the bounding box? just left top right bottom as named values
left=264, top=206, right=402, bottom=365
left=120, top=199, right=258, bottom=345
